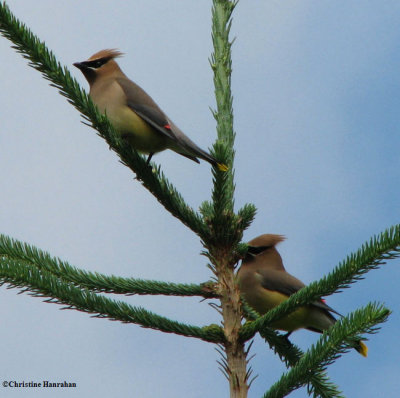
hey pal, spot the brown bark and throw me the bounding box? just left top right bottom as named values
left=215, top=255, right=249, bottom=398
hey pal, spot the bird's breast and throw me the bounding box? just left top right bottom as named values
left=90, top=80, right=168, bottom=153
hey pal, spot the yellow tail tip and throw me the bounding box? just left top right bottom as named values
left=358, top=341, right=368, bottom=357
left=217, top=163, right=229, bottom=172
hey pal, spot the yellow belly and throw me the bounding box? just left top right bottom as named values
left=110, top=106, right=168, bottom=153
left=244, top=289, right=312, bottom=332
left=270, top=306, right=312, bottom=331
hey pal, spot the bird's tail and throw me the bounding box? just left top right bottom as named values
left=211, top=158, right=229, bottom=172
left=185, top=143, right=228, bottom=171
left=217, top=162, right=229, bottom=172
left=178, top=143, right=228, bottom=171
left=351, top=338, right=368, bottom=357
left=168, top=120, right=229, bottom=171
left=311, top=323, right=368, bottom=357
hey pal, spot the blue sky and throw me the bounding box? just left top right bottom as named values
left=1, top=1, right=399, bottom=397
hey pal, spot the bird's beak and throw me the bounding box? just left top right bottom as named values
left=73, top=61, right=86, bottom=71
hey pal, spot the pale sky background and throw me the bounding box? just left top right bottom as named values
left=0, top=1, right=399, bottom=397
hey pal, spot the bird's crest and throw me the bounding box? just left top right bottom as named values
left=247, top=234, right=286, bottom=249
left=88, top=49, right=124, bottom=61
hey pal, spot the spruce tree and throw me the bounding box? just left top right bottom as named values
left=0, top=2, right=397, bottom=397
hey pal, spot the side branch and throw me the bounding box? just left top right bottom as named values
left=263, top=303, right=390, bottom=398
left=242, top=303, right=343, bottom=398
left=0, top=257, right=225, bottom=343
left=259, top=328, right=344, bottom=398
left=0, top=234, right=218, bottom=298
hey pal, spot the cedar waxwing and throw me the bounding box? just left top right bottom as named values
left=237, top=234, right=368, bottom=357
left=74, top=49, right=227, bottom=171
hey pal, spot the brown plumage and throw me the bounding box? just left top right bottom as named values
left=73, top=49, right=227, bottom=171
left=237, top=234, right=368, bottom=356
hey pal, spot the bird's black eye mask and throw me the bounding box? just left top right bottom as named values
left=247, top=245, right=272, bottom=257
left=81, top=57, right=110, bottom=69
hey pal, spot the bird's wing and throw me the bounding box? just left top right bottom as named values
left=312, top=298, right=342, bottom=317
left=257, top=268, right=341, bottom=316
left=116, top=77, right=180, bottom=142
left=257, top=268, right=305, bottom=296
left=117, top=77, right=222, bottom=167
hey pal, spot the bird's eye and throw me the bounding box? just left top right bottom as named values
left=84, top=58, right=108, bottom=69
left=92, top=59, right=105, bottom=68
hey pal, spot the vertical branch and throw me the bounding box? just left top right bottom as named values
left=210, top=1, right=248, bottom=398
left=210, top=0, right=236, bottom=218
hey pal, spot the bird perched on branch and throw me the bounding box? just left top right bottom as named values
left=237, top=234, right=368, bottom=357
left=74, top=49, right=227, bottom=171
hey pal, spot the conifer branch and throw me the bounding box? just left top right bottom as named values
left=208, top=0, right=241, bottom=248
left=0, top=1, right=210, bottom=240
left=260, top=328, right=344, bottom=398
left=0, top=256, right=225, bottom=343
left=236, top=203, right=257, bottom=234
left=263, top=303, right=390, bottom=398
left=0, top=234, right=217, bottom=298
left=242, top=302, right=343, bottom=398
left=240, top=225, right=400, bottom=341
